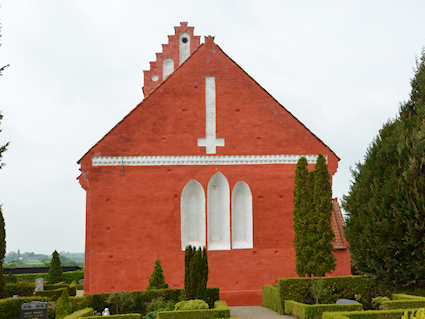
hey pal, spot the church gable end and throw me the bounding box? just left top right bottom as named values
left=78, top=23, right=350, bottom=306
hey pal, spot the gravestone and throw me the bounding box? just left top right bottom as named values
left=78, top=279, right=84, bottom=286
left=21, top=301, right=47, bottom=319
left=336, top=299, right=361, bottom=305
left=35, top=278, right=44, bottom=292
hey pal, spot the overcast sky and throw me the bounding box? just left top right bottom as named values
left=0, top=1, right=424, bottom=255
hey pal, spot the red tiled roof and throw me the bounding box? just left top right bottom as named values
left=332, top=198, right=347, bottom=250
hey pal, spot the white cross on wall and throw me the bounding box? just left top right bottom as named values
left=197, top=76, right=225, bottom=154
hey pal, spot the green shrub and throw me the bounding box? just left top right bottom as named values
left=147, top=258, right=169, bottom=290
left=68, top=282, right=77, bottom=297
left=284, top=300, right=363, bottom=319
left=83, top=315, right=141, bottom=319
left=277, top=275, right=388, bottom=309
left=0, top=296, right=49, bottom=319
left=175, top=299, right=209, bottom=310
left=63, top=307, right=94, bottom=318
left=56, top=289, right=72, bottom=319
left=45, top=282, right=68, bottom=291
left=5, top=281, right=34, bottom=297
left=262, top=285, right=283, bottom=314
left=35, top=287, right=67, bottom=301
left=107, top=291, right=136, bottom=315
left=322, top=309, right=418, bottom=319
left=4, top=272, right=17, bottom=283
left=49, top=250, right=63, bottom=284
left=377, top=294, right=425, bottom=310
left=157, top=300, right=229, bottom=319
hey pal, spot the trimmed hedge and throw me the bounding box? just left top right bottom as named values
left=83, top=315, right=141, bottom=319
left=277, top=276, right=388, bottom=309
left=5, top=281, right=35, bottom=297
left=63, top=307, right=94, bottom=318
left=45, top=282, right=68, bottom=291
left=14, top=269, right=84, bottom=284
left=378, top=294, right=425, bottom=310
left=68, top=287, right=220, bottom=316
left=284, top=300, right=363, bottom=319
left=0, top=296, right=50, bottom=319
left=35, top=287, right=67, bottom=301
left=156, top=300, right=230, bottom=319
left=322, top=309, right=418, bottom=319
left=262, top=285, right=283, bottom=314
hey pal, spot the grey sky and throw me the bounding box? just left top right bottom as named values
left=0, top=1, right=424, bottom=254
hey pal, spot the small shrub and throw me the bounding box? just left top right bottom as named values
left=6, top=281, right=34, bottom=297
left=175, top=299, right=209, bottom=310
left=4, top=272, right=17, bottom=283
left=145, top=296, right=167, bottom=313
left=403, top=308, right=425, bottom=319
left=310, top=278, right=327, bottom=304
left=106, top=291, right=135, bottom=314
left=372, top=296, right=391, bottom=310
left=56, top=289, right=71, bottom=319
left=147, top=258, right=169, bottom=290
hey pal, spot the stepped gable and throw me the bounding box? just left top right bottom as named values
left=143, top=22, right=201, bottom=97
left=332, top=198, right=347, bottom=250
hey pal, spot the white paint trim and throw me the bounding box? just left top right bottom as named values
left=91, top=154, right=325, bottom=166
left=197, top=77, right=225, bottom=154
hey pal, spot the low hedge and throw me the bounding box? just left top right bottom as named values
left=5, top=281, right=35, bottom=297
left=322, top=309, right=418, bottom=319
left=0, top=296, right=50, bottom=319
left=378, top=294, right=425, bottom=310
left=35, top=287, right=67, bottom=301
left=277, top=276, right=388, bottom=309
left=284, top=300, right=363, bottom=319
left=45, top=282, right=68, bottom=291
left=83, top=315, right=141, bottom=319
left=63, top=307, right=94, bottom=318
left=14, top=269, right=84, bottom=284
left=68, top=287, right=220, bottom=316
left=156, top=300, right=230, bottom=319
left=262, top=285, right=283, bottom=314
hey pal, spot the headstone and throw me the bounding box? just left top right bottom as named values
left=35, top=278, right=44, bottom=292
left=336, top=299, right=361, bottom=305
left=78, top=279, right=84, bottom=286
left=21, top=301, right=47, bottom=319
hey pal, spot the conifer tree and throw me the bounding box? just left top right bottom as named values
left=293, top=154, right=336, bottom=277
left=343, top=48, right=425, bottom=287
left=147, top=257, right=169, bottom=290
left=184, top=245, right=208, bottom=300
left=0, top=206, right=5, bottom=298
left=309, top=154, right=336, bottom=276
left=55, top=289, right=71, bottom=319
left=293, top=157, right=312, bottom=276
left=48, top=250, right=63, bottom=284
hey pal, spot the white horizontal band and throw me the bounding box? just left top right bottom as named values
left=92, top=154, right=325, bottom=166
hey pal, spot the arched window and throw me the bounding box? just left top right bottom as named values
left=163, top=57, right=174, bottom=80
left=179, top=32, right=190, bottom=65
left=232, top=182, right=253, bottom=249
left=207, top=172, right=230, bottom=250
left=181, top=180, right=206, bottom=250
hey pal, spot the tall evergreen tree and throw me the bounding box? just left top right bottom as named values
left=309, top=154, right=336, bottom=276
left=293, top=157, right=312, bottom=276
left=147, top=257, right=169, bottom=290
left=343, top=48, right=425, bottom=287
left=48, top=250, right=63, bottom=284
left=293, top=154, right=336, bottom=277
left=184, top=245, right=208, bottom=300
left=0, top=206, right=5, bottom=298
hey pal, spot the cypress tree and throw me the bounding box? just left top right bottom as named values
left=293, top=154, right=336, bottom=277
left=309, top=154, right=336, bottom=276
left=343, top=48, right=425, bottom=287
left=48, top=250, right=63, bottom=284
left=184, top=245, right=208, bottom=300
left=293, top=157, right=312, bottom=276
left=147, top=257, right=169, bottom=290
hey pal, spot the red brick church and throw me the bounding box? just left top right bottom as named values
left=78, top=22, right=350, bottom=306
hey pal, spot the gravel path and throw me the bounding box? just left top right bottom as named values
left=230, top=306, right=294, bottom=319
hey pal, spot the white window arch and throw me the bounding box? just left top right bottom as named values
left=181, top=180, right=206, bottom=250
left=163, top=57, right=174, bottom=80
left=207, top=172, right=230, bottom=250
left=232, top=181, right=253, bottom=249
